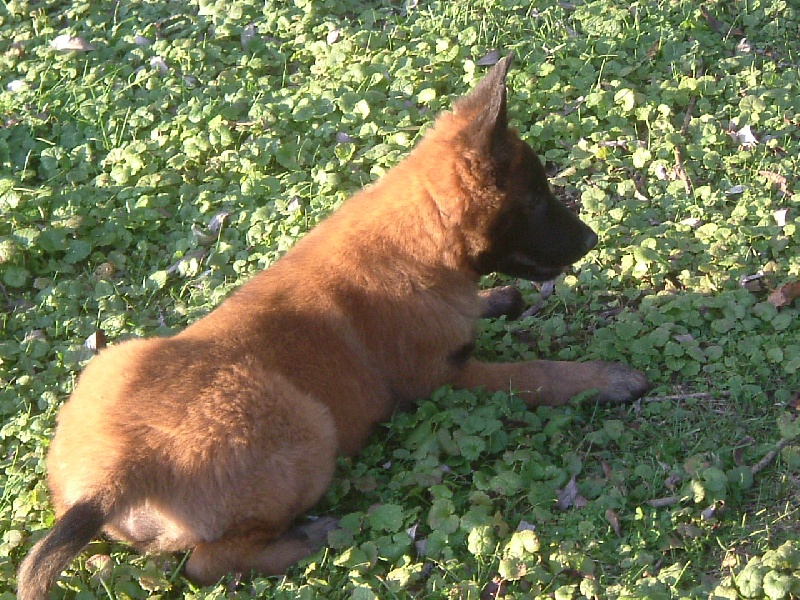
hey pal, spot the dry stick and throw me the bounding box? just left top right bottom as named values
left=751, top=437, right=793, bottom=476
left=641, top=390, right=731, bottom=402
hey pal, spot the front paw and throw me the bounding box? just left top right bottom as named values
left=595, top=362, right=650, bottom=403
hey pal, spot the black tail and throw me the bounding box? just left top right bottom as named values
left=17, top=501, right=106, bottom=600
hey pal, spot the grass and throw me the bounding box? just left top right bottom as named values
left=1, top=0, right=799, bottom=598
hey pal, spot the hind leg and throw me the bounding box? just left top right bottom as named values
left=185, top=517, right=339, bottom=585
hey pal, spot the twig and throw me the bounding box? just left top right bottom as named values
left=641, top=391, right=731, bottom=403
left=647, top=496, right=681, bottom=508
left=751, top=438, right=793, bottom=476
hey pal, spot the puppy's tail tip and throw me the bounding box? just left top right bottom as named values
left=17, top=500, right=106, bottom=600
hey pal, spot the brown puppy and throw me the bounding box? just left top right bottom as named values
left=17, top=54, right=648, bottom=598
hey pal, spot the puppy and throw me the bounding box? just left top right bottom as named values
left=18, top=54, right=648, bottom=598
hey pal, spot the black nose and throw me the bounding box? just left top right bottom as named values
left=583, top=229, right=599, bottom=252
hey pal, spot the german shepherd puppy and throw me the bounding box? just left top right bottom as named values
left=18, top=54, right=648, bottom=598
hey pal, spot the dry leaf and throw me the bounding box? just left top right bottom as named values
left=767, top=280, right=800, bottom=308
left=516, top=520, right=536, bottom=532
left=789, top=392, right=800, bottom=411
left=701, top=501, right=724, bottom=520
left=336, top=131, right=355, bottom=144
left=326, top=29, right=340, bottom=45
left=476, top=50, right=501, bottom=66
left=736, top=38, right=753, bottom=53
left=647, top=496, right=680, bottom=508
left=679, top=217, right=702, bottom=228
left=150, top=56, right=168, bottom=74
left=6, top=80, right=28, bottom=93
left=725, top=184, right=746, bottom=195
left=605, top=508, right=622, bottom=537
left=676, top=523, right=702, bottom=538
left=739, top=271, right=765, bottom=292
left=86, top=553, right=113, bottom=581
left=208, top=211, right=229, bottom=234
left=759, top=170, right=792, bottom=195
left=23, top=329, right=46, bottom=343
left=735, top=125, right=758, bottom=146
left=51, top=34, right=94, bottom=52
left=481, top=577, right=505, bottom=600
left=646, top=40, right=661, bottom=58
left=556, top=476, right=587, bottom=510
left=84, top=329, right=107, bottom=352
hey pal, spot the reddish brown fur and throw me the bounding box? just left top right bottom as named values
left=18, top=55, right=647, bottom=598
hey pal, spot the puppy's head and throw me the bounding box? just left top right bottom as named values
left=451, top=54, right=598, bottom=282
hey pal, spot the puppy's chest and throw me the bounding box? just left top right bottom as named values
left=371, top=306, right=477, bottom=402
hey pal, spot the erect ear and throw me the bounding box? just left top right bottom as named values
left=455, top=53, right=514, bottom=173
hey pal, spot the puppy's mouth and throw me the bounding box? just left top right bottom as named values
left=528, top=266, right=566, bottom=282
left=499, top=252, right=567, bottom=282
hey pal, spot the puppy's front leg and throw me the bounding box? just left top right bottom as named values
left=452, top=358, right=649, bottom=406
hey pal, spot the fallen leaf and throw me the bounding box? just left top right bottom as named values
left=414, top=537, right=427, bottom=556
left=676, top=522, right=702, bottom=538
left=6, top=80, right=28, bottom=93
left=701, top=501, right=724, bottom=520
left=646, top=40, right=661, bottom=58
left=51, top=34, right=94, bottom=52
left=736, top=37, right=753, bottom=53
left=516, top=520, right=536, bottom=532
left=725, top=184, right=746, bottom=195
left=759, top=170, right=791, bottom=195
left=166, top=248, right=207, bottom=274
left=679, top=217, right=702, bottom=228
left=241, top=24, right=256, bottom=49
left=86, top=553, right=113, bottom=581
left=94, top=262, right=116, bottom=280
left=767, top=280, right=800, bottom=308
left=208, top=211, right=229, bottom=234
left=481, top=577, right=505, bottom=600
left=23, top=329, right=45, bottom=343
left=326, top=29, right=340, bottom=45
left=789, top=392, right=800, bottom=411
left=476, top=49, right=501, bottom=66
left=336, top=131, right=355, bottom=144
left=150, top=56, right=168, bottom=74
left=735, top=125, right=758, bottom=146
left=85, top=329, right=107, bottom=352
left=664, top=472, right=681, bottom=490
left=647, top=496, right=680, bottom=508
left=739, top=271, right=765, bottom=292
left=191, top=224, right=216, bottom=246
left=605, top=508, right=622, bottom=537
left=556, top=476, right=587, bottom=510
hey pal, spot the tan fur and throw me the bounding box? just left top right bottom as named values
left=18, top=55, right=648, bottom=597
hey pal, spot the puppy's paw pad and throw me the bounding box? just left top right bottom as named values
left=597, top=363, right=649, bottom=403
